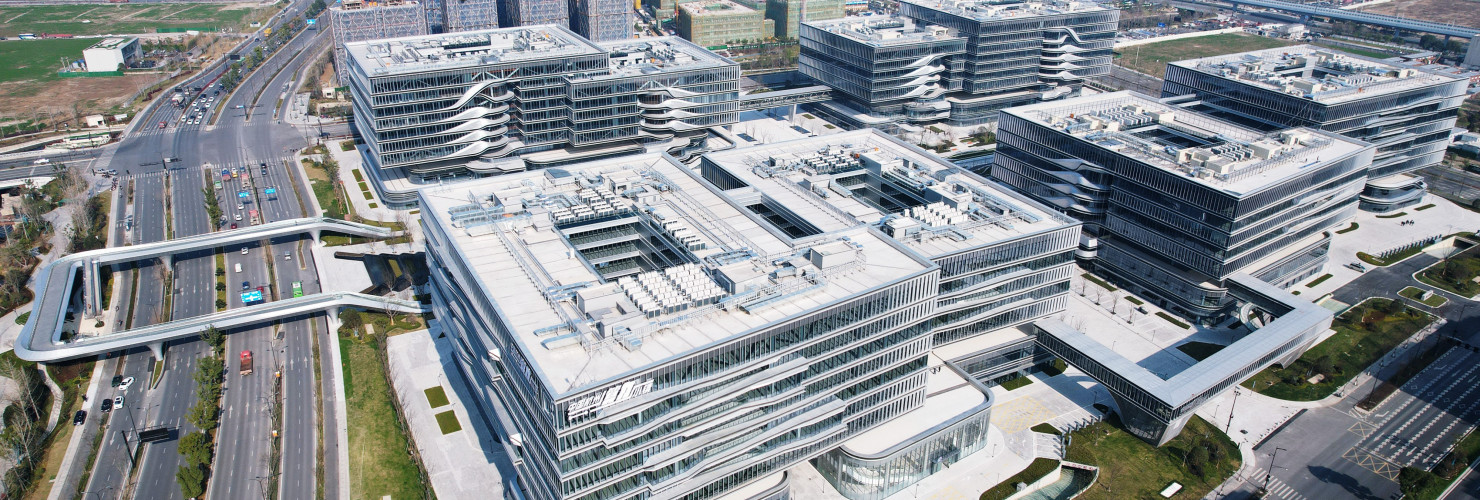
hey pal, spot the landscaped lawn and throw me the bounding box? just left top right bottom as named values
left=999, top=376, right=1034, bottom=391
left=0, top=38, right=94, bottom=84
left=1116, top=33, right=1296, bottom=78
left=1242, top=298, right=1434, bottom=401
left=1066, top=416, right=1239, bottom=500
left=424, top=386, right=449, bottom=408
left=1176, top=341, right=1225, bottom=361
left=1419, top=246, right=1480, bottom=297
left=0, top=3, right=272, bottom=38
left=1399, top=286, right=1448, bottom=307
left=435, top=411, right=461, bottom=434
left=342, top=337, right=424, bottom=500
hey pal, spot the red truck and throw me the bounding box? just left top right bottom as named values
left=239, top=350, right=253, bottom=375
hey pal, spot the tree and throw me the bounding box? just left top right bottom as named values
left=215, top=281, right=226, bottom=292
left=340, top=308, right=362, bottom=332
left=1312, top=355, right=1335, bottom=377
left=215, top=299, right=227, bottom=310
left=177, top=464, right=207, bottom=499
left=1420, top=34, right=1440, bottom=51
left=1187, top=446, right=1210, bottom=477
left=1399, top=466, right=1437, bottom=497
left=198, top=326, right=225, bottom=355
left=1384, top=298, right=1407, bottom=315
left=186, top=399, right=219, bottom=432
left=177, top=431, right=213, bottom=467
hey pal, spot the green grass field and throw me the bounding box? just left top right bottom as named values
left=0, top=38, right=94, bottom=84
left=342, top=338, right=424, bottom=500
left=1243, top=298, right=1434, bottom=400
left=424, top=386, right=449, bottom=408
left=0, top=3, right=269, bottom=38
left=1117, top=33, right=1297, bottom=78
left=1067, top=416, right=1239, bottom=500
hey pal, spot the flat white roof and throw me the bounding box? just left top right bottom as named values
left=1003, top=91, right=1370, bottom=196
left=840, top=353, right=986, bottom=455
left=1169, top=45, right=1462, bottom=104
left=803, top=15, right=961, bottom=47
left=588, top=37, right=736, bottom=79
left=901, top=0, right=1108, bottom=22
left=345, top=25, right=606, bottom=77
left=700, top=129, right=1074, bottom=258
left=419, top=153, right=932, bottom=396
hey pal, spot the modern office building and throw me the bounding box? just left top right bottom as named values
left=798, top=15, right=966, bottom=132
left=803, top=0, right=1118, bottom=130
left=990, top=91, right=1374, bottom=321
left=569, top=0, right=633, bottom=42
left=500, top=0, right=571, bottom=28
left=421, top=151, right=943, bottom=500
left=675, top=0, right=768, bottom=47
left=766, top=0, right=844, bottom=40
left=329, top=0, right=428, bottom=81
left=342, top=27, right=740, bottom=200
left=443, top=0, right=502, bottom=31
left=1161, top=46, right=1467, bottom=212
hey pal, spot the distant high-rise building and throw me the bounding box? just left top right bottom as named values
left=766, top=0, right=842, bottom=40
left=801, top=0, right=1118, bottom=130
left=500, top=0, right=570, bottom=28
left=424, top=0, right=445, bottom=32
left=329, top=0, right=428, bottom=82
left=1161, top=45, right=1467, bottom=213
left=675, top=0, right=766, bottom=47
left=569, top=0, right=632, bottom=41
left=443, top=0, right=501, bottom=31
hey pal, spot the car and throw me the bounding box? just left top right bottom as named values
left=110, top=375, right=123, bottom=387
left=237, top=203, right=244, bottom=210
left=100, top=398, right=112, bottom=413
left=117, top=376, right=134, bottom=391
left=234, top=213, right=243, bottom=221
left=114, top=395, right=123, bottom=408
left=241, top=246, right=249, bottom=255
left=73, top=410, right=86, bottom=426
left=230, top=223, right=238, bottom=229
left=159, top=121, right=167, bottom=129
left=242, top=281, right=250, bottom=290
left=33, top=158, right=49, bottom=165
left=284, top=252, right=291, bottom=260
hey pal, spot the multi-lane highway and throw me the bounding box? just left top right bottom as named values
left=68, top=0, right=342, bottom=498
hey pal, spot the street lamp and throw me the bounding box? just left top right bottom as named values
left=1264, top=447, right=1288, bottom=491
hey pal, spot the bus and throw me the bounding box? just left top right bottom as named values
left=291, top=281, right=303, bottom=298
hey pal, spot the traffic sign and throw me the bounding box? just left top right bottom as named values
left=307, top=18, right=316, bottom=25
left=241, top=290, right=263, bottom=303
left=238, top=191, right=249, bottom=199
left=265, top=187, right=277, bottom=195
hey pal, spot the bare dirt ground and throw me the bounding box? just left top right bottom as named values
left=0, top=73, right=164, bottom=120
left=1355, top=0, right=1480, bottom=29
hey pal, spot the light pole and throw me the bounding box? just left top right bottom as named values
left=1264, top=447, right=1288, bottom=491
left=1225, top=387, right=1240, bottom=434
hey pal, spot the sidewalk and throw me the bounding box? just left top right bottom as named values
left=324, top=145, right=398, bottom=223
left=385, top=326, right=508, bottom=500
left=1305, top=195, right=1480, bottom=299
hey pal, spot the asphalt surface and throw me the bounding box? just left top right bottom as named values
left=1219, top=252, right=1480, bottom=500
left=68, top=1, right=339, bottom=498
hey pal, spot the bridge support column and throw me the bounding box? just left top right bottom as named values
left=147, top=341, right=164, bottom=361
left=311, top=229, right=323, bottom=246
left=159, top=253, right=173, bottom=269
left=789, top=104, right=797, bottom=122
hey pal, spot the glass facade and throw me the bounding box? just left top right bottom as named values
left=991, top=95, right=1374, bottom=320
left=1160, top=50, right=1467, bottom=212
left=345, top=29, right=740, bottom=179
left=798, top=1, right=1118, bottom=128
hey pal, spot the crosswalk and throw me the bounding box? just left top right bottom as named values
left=1246, top=466, right=1309, bottom=500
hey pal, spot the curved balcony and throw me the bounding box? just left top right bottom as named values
left=446, top=126, right=510, bottom=146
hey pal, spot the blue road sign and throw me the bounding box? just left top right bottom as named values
left=241, top=290, right=263, bottom=303
left=265, top=187, right=277, bottom=195
left=307, top=18, right=316, bottom=25
left=238, top=191, right=249, bottom=199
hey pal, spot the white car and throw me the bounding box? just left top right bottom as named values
left=241, top=246, right=249, bottom=255
left=234, top=213, right=243, bottom=221
left=33, top=158, right=49, bottom=165
left=114, top=395, right=123, bottom=408
left=118, top=376, right=134, bottom=391
left=237, top=203, right=244, bottom=210
left=284, top=252, right=291, bottom=261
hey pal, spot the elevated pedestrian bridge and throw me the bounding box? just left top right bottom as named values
left=16, top=292, right=424, bottom=362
